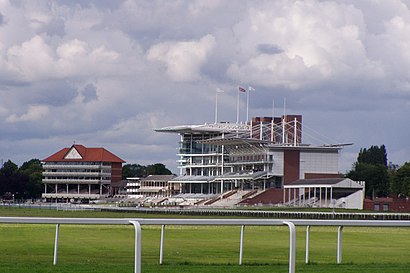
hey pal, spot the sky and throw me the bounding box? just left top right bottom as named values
left=1, top=0, right=410, bottom=174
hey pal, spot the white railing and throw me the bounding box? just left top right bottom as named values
left=0, top=217, right=410, bottom=273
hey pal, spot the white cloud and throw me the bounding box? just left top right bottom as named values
left=6, top=105, right=49, bottom=123
left=0, top=0, right=410, bottom=172
left=147, top=34, right=216, bottom=82
left=6, top=35, right=55, bottom=81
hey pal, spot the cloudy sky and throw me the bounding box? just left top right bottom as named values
left=1, top=0, right=410, bottom=173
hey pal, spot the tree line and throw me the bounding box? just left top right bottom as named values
left=0, top=160, right=172, bottom=200
left=0, top=159, right=43, bottom=200
left=347, top=144, right=410, bottom=198
left=1, top=145, right=409, bottom=200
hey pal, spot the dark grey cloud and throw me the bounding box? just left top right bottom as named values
left=257, top=44, right=283, bottom=55
left=82, top=84, right=98, bottom=103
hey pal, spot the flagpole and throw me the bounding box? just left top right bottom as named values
left=236, top=87, right=240, bottom=124
left=247, top=86, right=255, bottom=123
left=215, top=89, right=218, bottom=124
left=246, top=89, right=249, bottom=123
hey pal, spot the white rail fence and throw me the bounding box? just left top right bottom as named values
left=0, top=217, right=410, bottom=273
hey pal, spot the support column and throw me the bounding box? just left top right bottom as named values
left=319, top=187, right=322, bottom=208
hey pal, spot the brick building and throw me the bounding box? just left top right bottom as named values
left=42, top=144, right=125, bottom=203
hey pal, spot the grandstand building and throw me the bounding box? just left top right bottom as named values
left=156, top=115, right=364, bottom=209
left=42, top=144, right=125, bottom=203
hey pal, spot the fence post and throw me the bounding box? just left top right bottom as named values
left=129, top=221, right=142, bottom=273
left=337, top=226, right=343, bottom=264
left=53, top=224, right=60, bottom=265
left=239, top=225, right=245, bottom=265
left=160, top=224, right=165, bottom=265
left=305, top=225, right=310, bottom=264
left=283, top=221, right=296, bottom=273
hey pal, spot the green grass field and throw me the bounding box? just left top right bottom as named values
left=0, top=207, right=409, bottom=272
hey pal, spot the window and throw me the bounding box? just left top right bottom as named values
left=383, top=204, right=389, bottom=211
left=374, top=204, right=380, bottom=211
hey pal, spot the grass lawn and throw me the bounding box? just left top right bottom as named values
left=0, top=207, right=409, bottom=272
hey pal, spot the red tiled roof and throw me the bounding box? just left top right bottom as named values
left=43, top=144, right=125, bottom=163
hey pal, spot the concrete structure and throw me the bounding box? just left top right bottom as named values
left=156, top=114, right=365, bottom=209
left=138, top=175, right=177, bottom=197
left=42, top=144, right=125, bottom=203
left=156, top=115, right=343, bottom=195
left=283, top=178, right=365, bottom=209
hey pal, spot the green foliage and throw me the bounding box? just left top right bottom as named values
left=0, top=159, right=43, bottom=199
left=390, top=162, right=410, bottom=197
left=357, top=145, right=387, bottom=166
left=347, top=145, right=389, bottom=198
left=123, top=163, right=172, bottom=179
left=0, top=160, right=18, bottom=177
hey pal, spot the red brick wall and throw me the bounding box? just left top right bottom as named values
left=111, top=162, right=123, bottom=183
left=364, top=198, right=410, bottom=212
left=284, top=150, right=300, bottom=184
left=304, top=173, right=343, bottom=179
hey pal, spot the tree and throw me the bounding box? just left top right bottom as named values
left=122, top=163, right=172, bottom=179
left=146, top=163, right=172, bottom=176
left=0, top=159, right=43, bottom=199
left=357, top=145, right=387, bottom=166
left=347, top=145, right=389, bottom=198
left=0, top=160, right=18, bottom=177
left=19, top=159, right=43, bottom=198
left=391, top=162, right=410, bottom=197
left=348, top=162, right=389, bottom=198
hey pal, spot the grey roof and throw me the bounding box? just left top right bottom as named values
left=141, top=175, right=176, bottom=182
left=289, top=178, right=345, bottom=186
left=286, top=178, right=364, bottom=189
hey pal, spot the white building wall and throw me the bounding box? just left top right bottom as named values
left=272, top=151, right=284, bottom=176
left=299, top=151, right=339, bottom=179
left=335, top=190, right=364, bottom=210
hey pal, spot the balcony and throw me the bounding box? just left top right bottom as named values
left=43, top=164, right=111, bottom=170
left=42, top=179, right=110, bottom=184
left=42, top=193, right=103, bottom=199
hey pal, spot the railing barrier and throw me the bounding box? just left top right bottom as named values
left=1, top=217, right=410, bottom=273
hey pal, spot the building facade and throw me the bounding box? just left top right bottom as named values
left=42, top=144, right=125, bottom=203
left=156, top=115, right=342, bottom=196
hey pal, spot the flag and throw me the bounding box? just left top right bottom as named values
left=248, top=86, right=255, bottom=91
left=238, top=86, right=246, bottom=92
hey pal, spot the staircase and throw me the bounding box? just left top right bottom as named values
left=239, top=188, right=284, bottom=206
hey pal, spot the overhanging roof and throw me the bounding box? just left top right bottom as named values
left=285, top=178, right=364, bottom=189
